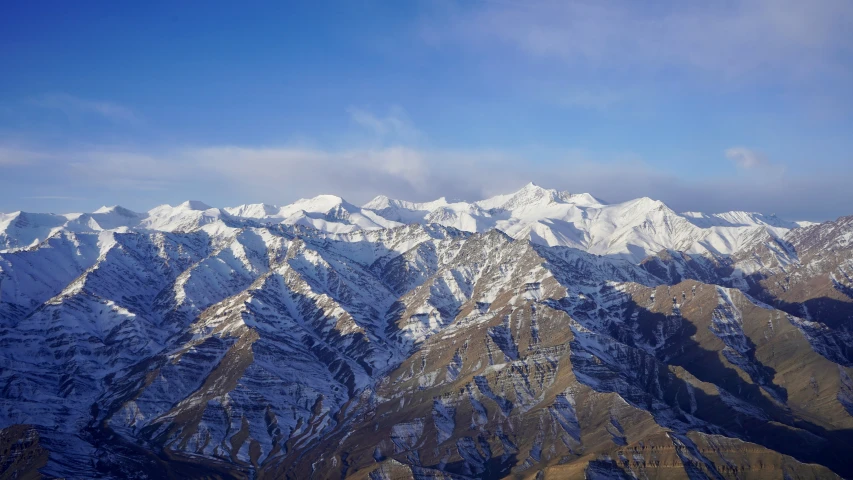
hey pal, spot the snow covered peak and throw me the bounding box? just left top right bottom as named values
left=279, top=194, right=351, bottom=217
left=362, top=184, right=598, bottom=216
left=0, top=183, right=808, bottom=261
left=0, top=211, right=70, bottom=250
left=362, top=195, right=450, bottom=212
left=224, top=203, right=280, bottom=218
left=177, top=200, right=213, bottom=211
left=83, top=206, right=143, bottom=231
left=362, top=194, right=393, bottom=210
left=681, top=210, right=799, bottom=229
left=495, top=182, right=555, bottom=209
left=476, top=183, right=583, bottom=211
left=92, top=205, right=140, bottom=217
left=564, top=192, right=606, bottom=207
left=271, top=194, right=401, bottom=233
left=516, top=181, right=546, bottom=193
left=142, top=201, right=224, bottom=232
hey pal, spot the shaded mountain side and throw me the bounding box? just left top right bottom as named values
left=278, top=279, right=851, bottom=479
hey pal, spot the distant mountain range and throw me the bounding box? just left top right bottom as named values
left=1, top=184, right=850, bottom=479
left=0, top=183, right=814, bottom=260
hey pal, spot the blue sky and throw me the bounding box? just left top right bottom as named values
left=1, top=0, right=852, bottom=220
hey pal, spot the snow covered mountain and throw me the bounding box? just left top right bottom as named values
left=1, top=184, right=851, bottom=479
left=0, top=183, right=812, bottom=262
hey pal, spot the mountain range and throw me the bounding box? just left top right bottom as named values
left=1, top=183, right=851, bottom=479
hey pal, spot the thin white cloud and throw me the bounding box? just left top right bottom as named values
left=70, top=153, right=177, bottom=190
left=724, top=147, right=787, bottom=177
left=347, top=105, right=422, bottom=142
left=2, top=140, right=851, bottom=220
left=427, top=0, right=853, bottom=81
left=30, top=93, right=138, bottom=123
left=0, top=146, right=55, bottom=165
left=725, top=147, right=770, bottom=169
left=0, top=106, right=843, bottom=220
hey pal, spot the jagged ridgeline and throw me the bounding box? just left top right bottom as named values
left=1, top=184, right=851, bottom=479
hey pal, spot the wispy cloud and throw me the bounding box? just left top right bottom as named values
left=60, top=144, right=487, bottom=202
left=5, top=139, right=847, bottom=220
left=347, top=105, right=422, bottom=142
left=0, top=146, right=55, bottom=165
left=30, top=93, right=138, bottom=123
left=725, top=147, right=771, bottom=169
left=724, top=147, right=786, bottom=176
left=426, top=0, right=853, bottom=82
left=67, top=150, right=185, bottom=190
left=0, top=109, right=846, bottom=220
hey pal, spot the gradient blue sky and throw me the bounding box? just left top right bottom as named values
left=1, top=0, right=852, bottom=220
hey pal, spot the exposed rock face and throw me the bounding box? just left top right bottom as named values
left=0, top=192, right=851, bottom=479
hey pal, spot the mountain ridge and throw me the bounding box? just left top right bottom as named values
left=0, top=184, right=817, bottom=262
left=1, top=184, right=851, bottom=479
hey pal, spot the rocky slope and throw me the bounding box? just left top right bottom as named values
left=0, top=185, right=850, bottom=479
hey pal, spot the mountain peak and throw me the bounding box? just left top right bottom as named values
left=93, top=205, right=139, bottom=217
left=281, top=194, right=352, bottom=217
left=1, top=186, right=851, bottom=479
left=566, top=192, right=606, bottom=207
left=178, top=200, right=213, bottom=211
left=305, top=194, right=347, bottom=209
left=517, top=181, right=549, bottom=194
left=223, top=203, right=280, bottom=218
left=495, top=182, right=562, bottom=210
left=363, top=195, right=392, bottom=210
